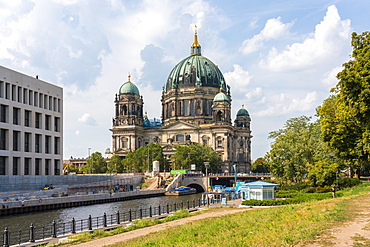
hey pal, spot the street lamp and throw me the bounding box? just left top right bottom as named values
left=88, top=147, right=91, bottom=174
left=233, top=164, right=237, bottom=187
left=204, top=162, right=210, bottom=192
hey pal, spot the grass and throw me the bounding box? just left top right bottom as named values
left=109, top=182, right=370, bottom=247
left=47, top=182, right=370, bottom=247
left=45, top=209, right=197, bottom=246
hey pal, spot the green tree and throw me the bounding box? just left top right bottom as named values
left=81, top=151, right=107, bottom=174
left=107, top=155, right=124, bottom=173
left=265, top=116, right=314, bottom=183
left=265, top=116, right=337, bottom=184
left=252, top=157, right=269, bottom=173
left=67, top=163, right=80, bottom=173
left=171, top=143, right=221, bottom=173
left=307, top=159, right=339, bottom=187
left=122, top=143, right=168, bottom=173
left=317, top=31, right=370, bottom=176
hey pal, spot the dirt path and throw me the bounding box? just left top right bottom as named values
left=305, top=192, right=370, bottom=247
left=72, top=207, right=251, bottom=247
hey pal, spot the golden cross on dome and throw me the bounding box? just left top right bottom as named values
left=128, top=74, right=131, bottom=81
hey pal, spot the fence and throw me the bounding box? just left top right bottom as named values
left=1, top=198, right=216, bottom=246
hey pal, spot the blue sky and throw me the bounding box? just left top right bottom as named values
left=0, top=0, right=369, bottom=161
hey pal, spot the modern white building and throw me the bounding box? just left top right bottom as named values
left=240, top=181, right=279, bottom=201
left=0, top=65, right=63, bottom=175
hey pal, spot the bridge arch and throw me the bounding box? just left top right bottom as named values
left=186, top=183, right=205, bottom=193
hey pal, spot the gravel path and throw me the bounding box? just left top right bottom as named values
left=305, top=192, right=370, bottom=247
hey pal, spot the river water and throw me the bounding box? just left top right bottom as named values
left=0, top=193, right=202, bottom=232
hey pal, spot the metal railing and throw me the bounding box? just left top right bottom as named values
left=184, top=172, right=271, bottom=178
left=1, top=198, right=217, bottom=246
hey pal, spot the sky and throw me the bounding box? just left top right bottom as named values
left=0, top=0, right=369, bottom=161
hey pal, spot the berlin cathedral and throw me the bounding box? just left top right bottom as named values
left=108, top=29, right=252, bottom=173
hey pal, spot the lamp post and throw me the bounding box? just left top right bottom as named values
left=88, top=147, right=91, bottom=174
left=147, top=144, right=150, bottom=175
left=204, top=162, right=210, bottom=192
left=233, top=164, right=237, bottom=187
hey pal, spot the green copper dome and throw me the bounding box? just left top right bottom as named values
left=213, top=92, right=229, bottom=102
left=237, top=107, right=249, bottom=116
left=119, top=79, right=140, bottom=95
left=164, top=31, right=228, bottom=92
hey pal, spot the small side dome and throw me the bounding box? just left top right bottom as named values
left=213, top=92, right=229, bottom=102
left=237, top=108, right=249, bottom=116
left=119, top=75, right=140, bottom=95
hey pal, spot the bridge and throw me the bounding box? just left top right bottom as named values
left=166, top=173, right=271, bottom=193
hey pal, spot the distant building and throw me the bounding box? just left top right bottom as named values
left=0, top=65, right=63, bottom=175
left=108, top=29, right=252, bottom=173
left=63, top=157, right=87, bottom=170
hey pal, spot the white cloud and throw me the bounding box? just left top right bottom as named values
left=322, top=66, right=342, bottom=88
left=256, top=91, right=318, bottom=117
left=0, top=1, right=362, bottom=162
left=245, top=87, right=263, bottom=101
left=260, top=5, right=351, bottom=71
left=224, top=64, right=252, bottom=92
left=240, top=17, right=293, bottom=54
left=78, top=113, right=97, bottom=126
left=248, top=17, right=259, bottom=30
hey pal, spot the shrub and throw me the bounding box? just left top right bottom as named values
left=241, top=192, right=337, bottom=206
left=276, top=190, right=299, bottom=198
left=337, top=177, right=361, bottom=188
left=283, top=182, right=311, bottom=191
left=314, top=186, right=331, bottom=193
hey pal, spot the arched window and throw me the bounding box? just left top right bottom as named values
left=196, top=101, right=201, bottom=115
left=121, top=137, right=128, bottom=149
left=216, top=111, right=223, bottom=121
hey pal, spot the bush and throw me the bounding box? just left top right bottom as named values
left=337, top=177, right=361, bottom=188
left=241, top=192, right=337, bottom=207
left=281, top=182, right=311, bottom=191
left=276, top=190, right=299, bottom=198
left=314, top=186, right=331, bottom=193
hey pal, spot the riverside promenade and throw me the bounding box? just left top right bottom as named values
left=71, top=199, right=245, bottom=247
left=16, top=198, right=243, bottom=247
left=0, top=189, right=165, bottom=216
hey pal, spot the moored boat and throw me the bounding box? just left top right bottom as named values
left=165, top=186, right=197, bottom=196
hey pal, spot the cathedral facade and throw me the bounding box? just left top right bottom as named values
left=109, top=30, right=252, bottom=173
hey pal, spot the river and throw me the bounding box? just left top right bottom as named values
left=0, top=193, right=202, bottom=232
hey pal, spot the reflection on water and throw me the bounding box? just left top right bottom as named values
left=0, top=193, right=202, bottom=231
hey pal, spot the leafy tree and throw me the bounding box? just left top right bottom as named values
left=81, top=151, right=107, bottom=174
left=252, top=157, right=269, bottom=173
left=122, top=143, right=168, bottom=173
left=171, top=143, right=221, bottom=173
left=317, top=31, right=370, bottom=176
left=307, top=159, right=339, bottom=187
left=107, top=155, right=124, bottom=173
left=265, top=116, right=314, bottom=183
left=68, top=163, right=80, bottom=173
left=265, top=116, right=337, bottom=184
